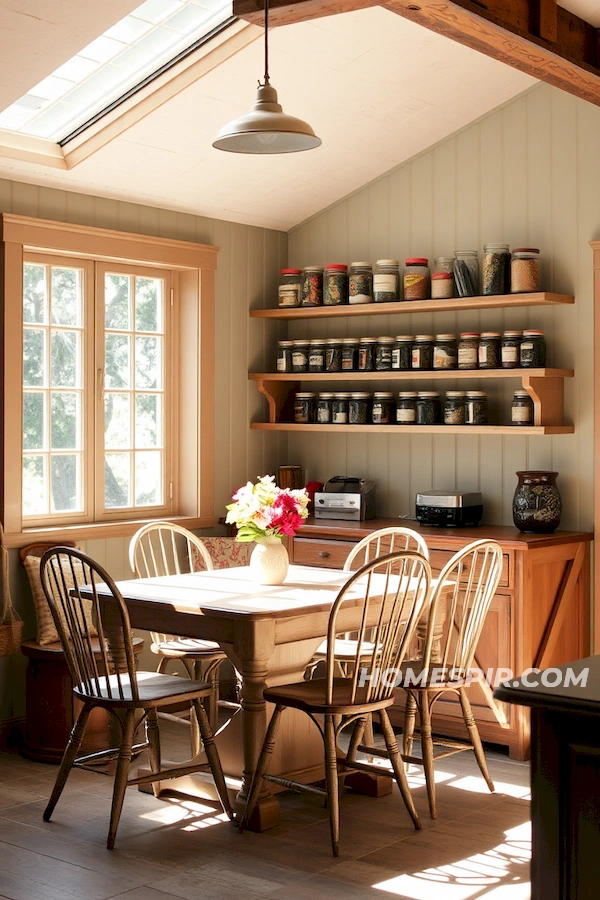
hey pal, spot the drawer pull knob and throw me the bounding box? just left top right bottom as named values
left=318, top=551, right=330, bottom=558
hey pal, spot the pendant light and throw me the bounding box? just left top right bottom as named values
left=212, top=0, right=321, bottom=154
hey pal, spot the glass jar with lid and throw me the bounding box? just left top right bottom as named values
left=501, top=331, right=522, bottom=369
left=375, top=336, right=395, bottom=371
left=358, top=337, right=377, bottom=371
left=278, top=268, right=303, bottom=307
left=308, top=339, right=326, bottom=372
left=512, top=389, right=534, bottom=426
left=482, top=243, right=510, bottom=295
left=373, top=260, right=400, bottom=303
left=453, top=250, right=479, bottom=297
left=301, top=267, right=323, bottom=307
left=403, top=258, right=430, bottom=300
left=277, top=339, right=294, bottom=372
left=372, top=392, right=394, bottom=424
left=396, top=391, right=417, bottom=424
left=349, top=262, right=373, bottom=304
left=294, top=392, right=315, bottom=424
left=478, top=332, right=501, bottom=369
left=392, top=335, right=413, bottom=370
left=291, top=339, right=309, bottom=372
left=411, top=335, right=434, bottom=370
left=416, top=392, right=441, bottom=425
left=341, top=337, right=359, bottom=371
left=349, top=392, right=371, bottom=424
left=324, top=339, right=343, bottom=373
left=457, top=332, right=479, bottom=370
left=316, top=392, right=334, bottom=424
left=431, top=271, right=454, bottom=299
left=332, top=393, right=350, bottom=424
left=323, top=264, right=348, bottom=305
left=433, top=334, right=458, bottom=370
left=520, top=329, right=546, bottom=367
left=511, top=248, right=540, bottom=293
left=444, top=391, right=466, bottom=425
left=465, top=391, right=488, bottom=425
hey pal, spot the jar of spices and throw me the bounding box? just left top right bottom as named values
left=433, top=334, right=458, bottom=370
left=453, top=250, right=479, bottom=297
left=294, top=392, right=315, bottom=424
left=372, top=392, right=394, bottom=424
left=308, top=339, right=326, bottom=372
left=278, top=269, right=303, bottom=307
left=519, top=329, right=546, bottom=367
left=511, top=248, right=540, bottom=293
left=349, top=262, right=373, bottom=304
left=373, top=260, right=400, bottom=303
left=478, top=332, right=501, bottom=369
left=411, top=334, right=434, bottom=370
left=457, top=332, right=479, bottom=370
left=434, top=256, right=455, bottom=274
left=416, top=392, right=441, bottom=425
left=465, top=391, right=488, bottom=425
left=392, top=335, right=413, bottom=370
left=403, top=258, right=430, bottom=300
left=349, top=392, right=371, bottom=424
left=301, top=267, right=323, bottom=307
left=431, top=271, right=454, bottom=299
left=444, top=391, right=466, bottom=425
left=332, top=393, right=350, bottom=424
left=323, top=264, right=348, bottom=305
left=375, top=336, right=395, bottom=371
left=276, top=339, right=294, bottom=372
left=316, top=392, right=334, bottom=424
left=512, top=389, right=534, bottom=426
left=358, top=337, right=377, bottom=371
left=501, top=331, right=522, bottom=369
left=396, top=391, right=418, bottom=424
left=482, top=243, right=510, bottom=295
left=291, top=339, right=309, bottom=372
left=324, top=338, right=343, bottom=373
left=341, top=337, right=359, bottom=371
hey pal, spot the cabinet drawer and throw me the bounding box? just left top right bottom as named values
left=428, top=548, right=511, bottom=588
left=292, top=538, right=355, bottom=569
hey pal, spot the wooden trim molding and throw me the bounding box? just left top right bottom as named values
left=234, top=0, right=600, bottom=107
left=591, top=238, right=600, bottom=653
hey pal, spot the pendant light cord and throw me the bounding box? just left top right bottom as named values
left=263, top=0, right=270, bottom=85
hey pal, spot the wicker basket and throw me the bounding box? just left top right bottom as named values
left=0, top=610, right=23, bottom=656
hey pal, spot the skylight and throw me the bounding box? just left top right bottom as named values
left=0, top=0, right=233, bottom=142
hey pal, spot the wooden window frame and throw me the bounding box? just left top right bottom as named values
left=0, top=213, right=217, bottom=548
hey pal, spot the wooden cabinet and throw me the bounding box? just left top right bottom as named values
left=291, top=518, right=592, bottom=760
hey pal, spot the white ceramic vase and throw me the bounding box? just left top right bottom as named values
left=249, top=537, right=289, bottom=585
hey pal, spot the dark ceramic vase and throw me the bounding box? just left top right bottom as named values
left=512, top=471, right=562, bottom=533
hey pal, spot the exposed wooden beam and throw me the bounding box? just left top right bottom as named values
left=233, top=0, right=600, bottom=107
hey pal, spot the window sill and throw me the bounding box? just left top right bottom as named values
left=4, top=516, right=220, bottom=549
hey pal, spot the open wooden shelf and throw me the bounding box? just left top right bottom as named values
left=249, top=292, right=574, bottom=320
left=250, top=423, right=574, bottom=435
left=248, top=368, right=574, bottom=383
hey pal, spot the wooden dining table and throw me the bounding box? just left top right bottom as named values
left=93, top=563, right=399, bottom=830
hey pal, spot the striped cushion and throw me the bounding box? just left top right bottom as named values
left=23, top=554, right=98, bottom=646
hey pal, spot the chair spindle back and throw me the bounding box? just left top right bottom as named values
left=129, top=522, right=213, bottom=579
left=344, top=526, right=429, bottom=571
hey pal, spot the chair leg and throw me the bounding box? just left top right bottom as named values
left=378, top=709, right=421, bottom=831
left=363, top=714, right=375, bottom=763
left=403, top=691, right=417, bottom=760
left=107, top=709, right=137, bottom=849
left=44, top=701, right=93, bottom=822
left=324, top=714, right=341, bottom=857
left=193, top=699, right=232, bottom=820
left=239, top=705, right=284, bottom=833
left=458, top=686, right=495, bottom=793
left=203, top=657, right=222, bottom=731
left=146, top=708, right=162, bottom=798
left=418, top=690, right=437, bottom=819
left=346, top=715, right=367, bottom=763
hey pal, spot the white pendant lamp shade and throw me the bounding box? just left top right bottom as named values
left=212, top=0, right=320, bottom=154
left=213, top=82, right=321, bottom=154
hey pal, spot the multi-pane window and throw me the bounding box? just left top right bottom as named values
left=22, top=256, right=171, bottom=525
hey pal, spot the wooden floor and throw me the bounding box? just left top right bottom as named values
left=0, top=719, right=531, bottom=900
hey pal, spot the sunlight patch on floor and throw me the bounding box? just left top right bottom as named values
left=448, top=775, right=530, bottom=800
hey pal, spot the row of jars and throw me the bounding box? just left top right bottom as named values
left=278, top=248, right=541, bottom=308
left=294, top=389, right=535, bottom=427
left=278, top=330, right=546, bottom=373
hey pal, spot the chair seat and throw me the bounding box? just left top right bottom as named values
left=74, top=670, right=213, bottom=707
left=400, top=660, right=469, bottom=690
left=312, top=638, right=379, bottom=661
left=151, top=637, right=226, bottom=659
left=264, top=677, right=395, bottom=715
